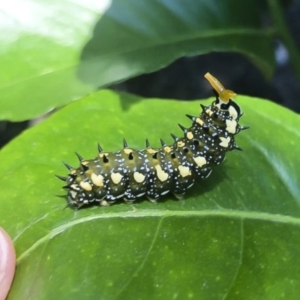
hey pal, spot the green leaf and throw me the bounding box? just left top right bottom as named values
left=0, top=0, right=274, bottom=121
left=1, top=90, right=300, bottom=299
left=0, top=0, right=109, bottom=121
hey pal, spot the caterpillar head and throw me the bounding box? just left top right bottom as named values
left=205, top=73, right=242, bottom=120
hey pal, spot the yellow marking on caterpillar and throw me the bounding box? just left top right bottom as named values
left=196, top=118, right=204, bottom=125
left=177, top=141, right=185, bottom=148
left=219, top=137, right=231, bottom=148
left=80, top=181, right=92, bottom=191
left=164, top=146, right=172, bottom=153
left=111, top=172, right=123, bottom=184
left=91, top=173, right=104, bottom=187
left=187, top=132, right=194, bottom=139
left=155, top=165, right=169, bottom=182
left=147, top=148, right=157, bottom=154
left=178, top=165, right=191, bottom=177
left=134, top=172, right=146, bottom=183
left=193, top=156, right=207, bottom=167
left=123, top=148, right=133, bottom=154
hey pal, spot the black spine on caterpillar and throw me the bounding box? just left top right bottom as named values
left=56, top=73, right=249, bottom=209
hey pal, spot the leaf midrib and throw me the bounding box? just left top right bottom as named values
left=17, top=209, right=300, bottom=264
left=83, top=28, right=268, bottom=58
left=0, top=28, right=267, bottom=92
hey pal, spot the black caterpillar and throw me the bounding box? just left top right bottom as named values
left=57, top=73, right=248, bottom=209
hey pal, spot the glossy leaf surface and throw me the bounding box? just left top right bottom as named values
left=1, top=91, right=299, bottom=299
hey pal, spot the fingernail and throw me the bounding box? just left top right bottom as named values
left=0, top=227, right=16, bottom=300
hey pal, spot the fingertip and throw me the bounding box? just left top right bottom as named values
left=0, top=227, right=16, bottom=300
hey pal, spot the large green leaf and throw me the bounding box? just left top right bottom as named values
left=1, top=90, right=300, bottom=299
left=0, top=0, right=274, bottom=121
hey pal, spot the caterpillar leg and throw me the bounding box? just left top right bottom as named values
left=100, top=199, right=110, bottom=207
left=147, top=196, right=158, bottom=203
left=123, top=197, right=135, bottom=204
left=173, top=192, right=186, bottom=200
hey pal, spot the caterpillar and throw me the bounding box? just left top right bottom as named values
left=56, top=73, right=248, bottom=209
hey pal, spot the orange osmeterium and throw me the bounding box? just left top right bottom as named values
left=204, top=72, right=237, bottom=103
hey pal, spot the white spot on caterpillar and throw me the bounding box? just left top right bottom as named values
left=80, top=181, right=92, bottom=191
left=178, top=165, right=191, bottom=177
left=134, top=172, right=146, bottom=183
left=161, top=190, right=170, bottom=195
left=205, top=170, right=213, bottom=178
left=136, top=192, right=146, bottom=197
left=187, top=132, right=194, bottom=139
left=229, top=106, right=238, bottom=120
left=226, top=119, right=237, bottom=134
left=91, top=173, right=104, bottom=187
left=155, top=165, right=169, bottom=182
left=70, top=191, right=77, bottom=198
left=111, top=172, right=123, bottom=184
left=219, top=137, right=231, bottom=148
left=70, top=184, right=80, bottom=191
left=193, top=156, right=207, bottom=167
left=187, top=183, right=194, bottom=189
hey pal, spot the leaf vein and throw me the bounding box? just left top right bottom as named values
left=112, top=217, right=164, bottom=300
left=17, top=209, right=300, bottom=264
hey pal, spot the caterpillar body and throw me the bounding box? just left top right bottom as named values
left=57, top=73, right=248, bottom=209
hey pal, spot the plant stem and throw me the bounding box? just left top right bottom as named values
left=267, top=0, right=300, bottom=82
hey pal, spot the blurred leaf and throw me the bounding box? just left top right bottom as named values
left=1, top=90, right=299, bottom=299
left=0, top=0, right=274, bottom=121
left=0, top=0, right=110, bottom=121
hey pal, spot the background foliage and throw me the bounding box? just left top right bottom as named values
left=0, top=0, right=277, bottom=121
